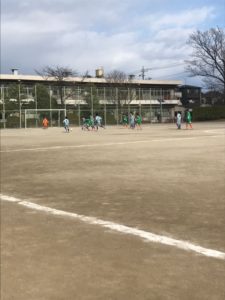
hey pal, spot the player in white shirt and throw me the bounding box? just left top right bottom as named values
left=95, top=113, right=105, bottom=130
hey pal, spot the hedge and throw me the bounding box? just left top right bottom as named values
left=192, top=106, right=225, bottom=121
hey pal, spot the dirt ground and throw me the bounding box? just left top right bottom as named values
left=1, top=122, right=225, bottom=300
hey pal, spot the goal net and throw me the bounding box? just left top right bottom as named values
left=24, top=109, right=66, bottom=128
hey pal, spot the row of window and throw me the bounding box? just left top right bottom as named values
left=1, top=85, right=176, bottom=101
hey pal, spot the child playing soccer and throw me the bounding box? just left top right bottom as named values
left=135, top=113, right=142, bottom=130
left=63, top=116, right=70, bottom=132
left=42, top=117, right=49, bottom=129
left=81, top=116, right=87, bottom=130
left=176, top=112, right=182, bottom=129
left=89, top=115, right=95, bottom=130
left=185, top=110, right=193, bottom=129
left=122, top=114, right=128, bottom=128
left=129, top=112, right=135, bottom=129
left=95, top=113, right=105, bottom=130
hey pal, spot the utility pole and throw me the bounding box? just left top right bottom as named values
left=140, top=66, right=151, bottom=80
left=141, top=66, right=145, bottom=80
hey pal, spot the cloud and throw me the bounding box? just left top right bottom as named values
left=145, top=6, right=215, bottom=30
left=1, top=0, right=221, bottom=86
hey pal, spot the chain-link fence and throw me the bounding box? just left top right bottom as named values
left=0, top=84, right=178, bottom=128
left=0, top=106, right=175, bottom=129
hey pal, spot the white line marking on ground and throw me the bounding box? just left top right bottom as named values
left=0, top=136, right=217, bottom=153
left=1, top=194, right=225, bottom=260
left=209, top=135, right=225, bottom=138
left=204, top=129, right=225, bottom=134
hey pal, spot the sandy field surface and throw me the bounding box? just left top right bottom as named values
left=1, top=122, right=225, bottom=300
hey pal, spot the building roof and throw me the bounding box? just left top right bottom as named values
left=179, top=84, right=202, bottom=89
left=0, top=74, right=182, bottom=86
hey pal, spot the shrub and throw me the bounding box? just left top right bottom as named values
left=192, top=106, right=225, bottom=121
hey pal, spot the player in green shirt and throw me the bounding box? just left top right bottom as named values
left=135, top=113, right=142, bottom=130
left=122, top=114, right=128, bottom=128
left=185, top=110, right=193, bottom=129
left=88, top=115, right=95, bottom=130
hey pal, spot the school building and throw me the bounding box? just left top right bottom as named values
left=0, top=69, right=184, bottom=127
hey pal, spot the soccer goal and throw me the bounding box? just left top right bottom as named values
left=24, top=109, right=66, bottom=128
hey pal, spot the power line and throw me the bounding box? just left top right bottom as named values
left=155, top=71, right=189, bottom=80
left=132, top=63, right=186, bottom=79
left=132, top=62, right=185, bottom=73
left=149, top=63, right=186, bottom=70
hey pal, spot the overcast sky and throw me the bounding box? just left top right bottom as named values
left=1, top=0, right=225, bottom=86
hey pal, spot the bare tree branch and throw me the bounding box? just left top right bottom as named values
left=186, top=28, right=225, bottom=97
left=105, top=70, right=136, bottom=105
left=35, top=66, right=78, bottom=104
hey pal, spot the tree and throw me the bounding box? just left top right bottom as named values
left=186, top=28, right=225, bottom=101
left=3, top=84, right=19, bottom=111
left=105, top=70, right=136, bottom=106
left=35, top=84, right=57, bottom=109
left=106, top=70, right=128, bottom=84
left=82, top=85, right=101, bottom=115
left=36, top=66, right=77, bottom=104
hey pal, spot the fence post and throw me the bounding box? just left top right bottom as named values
left=116, top=87, right=119, bottom=125
left=1, top=86, right=6, bottom=129
left=75, top=85, right=79, bottom=127
left=58, top=110, right=60, bottom=127
left=139, top=87, right=141, bottom=115
left=104, top=87, right=107, bottom=127
left=49, top=86, right=52, bottom=127
left=18, top=81, right=22, bottom=128
left=149, top=88, right=152, bottom=123
left=160, top=88, right=163, bottom=123
left=91, top=86, right=94, bottom=117
left=78, top=104, right=80, bottom=127
left=35, top=84, right=38, bottom=127
left=139, top=89, right=144, bottom=116
left=25, top=109, right=27, bottom=129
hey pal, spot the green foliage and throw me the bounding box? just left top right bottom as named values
left=36, top=84, right=54, bottom=109
left=192, top=106, right=225, bottom=121
left=4, top=84, right=20, bottom=110
left=83, top=85, right=101, bottom=111
left=4, top=115, right=20, bottom=128
left=105, top=111, right=117, bottom=124
left=1, top=84, right=59, bottom=111
left=66, top=110, right=79, bottom=125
